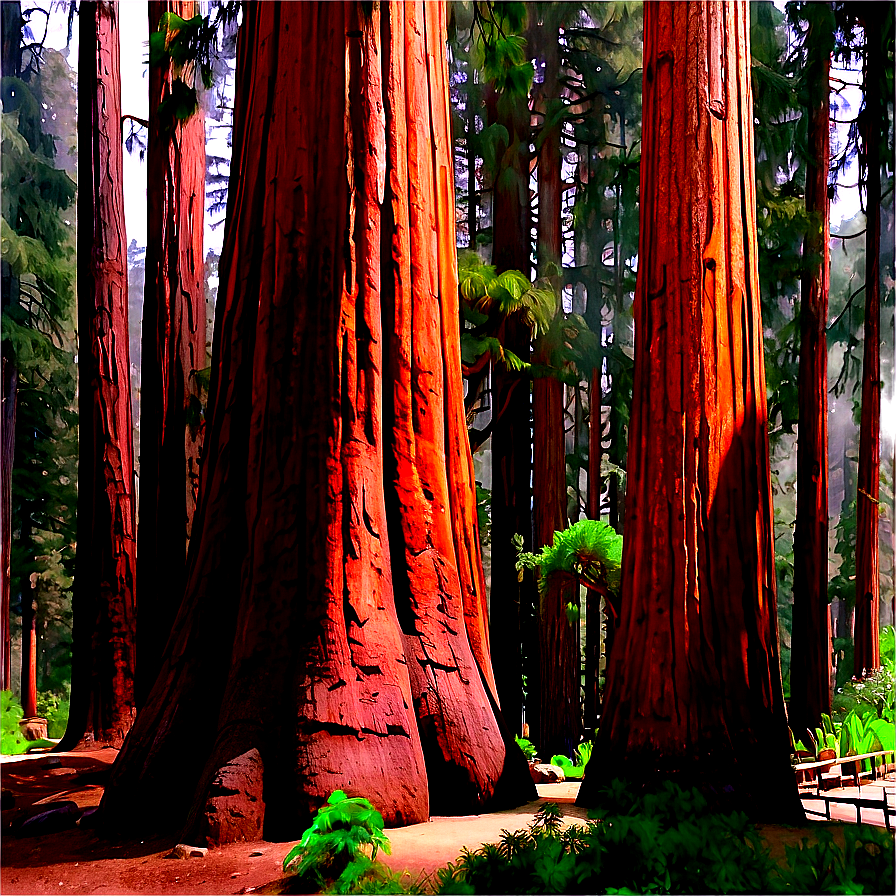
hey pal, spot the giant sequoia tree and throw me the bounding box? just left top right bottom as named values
left=59, top=0, right=137, bottom=750
left=577, top=0, right=803, bottom=822
left=136, top=0, right=207, bottom=705
left=101, top=0, right=532, bottom=843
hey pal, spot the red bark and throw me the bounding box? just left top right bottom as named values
left=136, top=0, right=207, bottom=706
left=60, top=0, right=137, bottom=750
left=531, top=16, right=580, bottom=758
left=100, top=1, right=532, bottom=843
left=789, top=25, right=832, bottom=740
left=854, top=18, right=881, bottom=676
left=577, top=1, right=803, bottom=822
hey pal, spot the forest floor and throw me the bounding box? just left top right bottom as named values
left=0, top=748, right=886, bottom=896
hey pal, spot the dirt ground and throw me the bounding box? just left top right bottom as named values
left=0, top=748, right=862, bottom=896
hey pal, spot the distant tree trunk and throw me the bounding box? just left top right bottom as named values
left=789, top=7, right=832, bottom=742
left=530, top=15, right=579, bottom=759
left=578, top=1, right=803, bottom=822
left=487, top=65, right=533, bottom=738
left=19, top=519, right=37, bottom=718
left=854, top=15, right=882, bottom=676
left=0, top=0, right=23, bottom=694
left=136, top=0, right=207, bottom=707
left=100, top=1, right=532, bottom=844
left=60, top=0, right=137, bottom=750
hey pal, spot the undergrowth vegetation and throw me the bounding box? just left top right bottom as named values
left=280, top=784, right=895, bottom=895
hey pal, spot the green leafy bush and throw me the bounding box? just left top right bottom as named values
left=514, top=736, right=537, bottom=762
left=282, top=791, right=394, bottom=894
left=431, top=780, right=895, bottom=895
left=36, top=689, right=70, bottom=740
left=1, top=690, right=53, bottom=755
left=549, top=741, right=592, bottom=779
left=516, top=519, right=623, bottom=623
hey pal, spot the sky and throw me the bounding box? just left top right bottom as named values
left=41, top=2, right=864, bottom=253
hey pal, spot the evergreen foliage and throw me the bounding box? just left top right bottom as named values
left=1, top=42, right=78, bottom=703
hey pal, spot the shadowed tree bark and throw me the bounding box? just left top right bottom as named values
left=59, top=0, right=137, bottom=751
left=577, top=0, right=803, bottom=822
left=486, top=16, right=534, bottom=742
left=136, top=0, right=207, bottom=706
left=530, top=9, right=579, bottom=760
left=100, top=0, right=532, bottom=844
left=789, top=3, right=833, bottom=743
left=853, top=6, right=883, bottom=676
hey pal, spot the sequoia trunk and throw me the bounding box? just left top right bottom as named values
left=488, top=54, right=534, bottom=740
left=531, top=17, right=579, bottom=759
left=136, top=0, right=207, bottom=706
left=60, top=0, right=137, bottom=750
left=578, top=1, right=803, bottom=822
left=789, top=11, right=832, bottom=741
left=853, top=17, right=882, bottom=676
left=101, top=1, right=532, bottom=843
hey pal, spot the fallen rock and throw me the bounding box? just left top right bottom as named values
left=170, top=844, right=209, bottom=859
left=203, top=749, right=265, bottom=847
left=529, top=763, right=565, bottom=784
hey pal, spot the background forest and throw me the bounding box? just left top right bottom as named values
left=0, top=0, right=893, bottom=773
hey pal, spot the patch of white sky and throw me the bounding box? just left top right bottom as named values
left=44, top=0, right=229, bottom=257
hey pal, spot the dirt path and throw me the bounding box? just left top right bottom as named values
left=0, top=749, right=870, bottom=896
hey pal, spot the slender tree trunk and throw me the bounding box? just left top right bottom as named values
left=578, top=1, right=803, bottom=822
left=531, top=16, right=579, bottom=759
left=854, top=16, right=881, bottom=676
left=60, top=0, right=137, bottom=750
left=136, top=0, right=207, bottom=707
left=100, top=1, right=532, bottom=844
left=487, top=67, right=533, bottom=738
left=789, top=9, right=832, bottom=741
left=19, top=536, right=37, bottom=719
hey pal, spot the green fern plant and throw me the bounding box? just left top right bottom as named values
left=457, top=251, right=556, bottom=373
left=515, top=519, right=623, bottom=623
left=282, top=791, right=392, bottom=893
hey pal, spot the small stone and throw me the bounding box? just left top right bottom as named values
left=530, top=763, right=566, bottom=784
left=170, top=843, right=209, bottom=859
left=231, top=872, right=241, bottom=879
left=248, top=850, right=264, bottom=857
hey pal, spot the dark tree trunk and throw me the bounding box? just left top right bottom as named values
left=486, top=32, right=534, bottom=740
left=854, top=14, right=882, bottom=676
left=100, top=1, right=532, bottom=844
left=577, top=1, right=803, bottom=822
left=789, top=8, right=832, bottom=742
left=530, top=15, right=579, bottom=759
left=136, top=0, right=207, bottom=707
left=60, top=0, right=137, bottom=750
